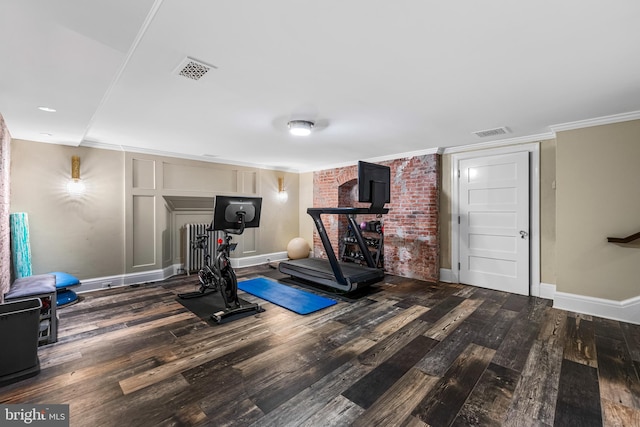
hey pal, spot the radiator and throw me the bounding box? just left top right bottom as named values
left=183, top=223, right=218, bottom=274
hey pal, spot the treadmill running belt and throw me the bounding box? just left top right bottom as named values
left=279, top=257, right=384, bottom=292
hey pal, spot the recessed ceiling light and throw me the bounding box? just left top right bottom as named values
left=287, top=120, right=314, bottom=136
left=37, top=106, right=56, bottom=113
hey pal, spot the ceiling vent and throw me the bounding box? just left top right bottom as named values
left=175, top=57, right=216, bottom=81
left=472, top=127, right=510, bottom=138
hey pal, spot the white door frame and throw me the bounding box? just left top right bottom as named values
left=450, top=143, right=541, bottom=296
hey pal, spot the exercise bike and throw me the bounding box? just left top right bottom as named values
left=178, top=231, right=223, bottom=298
left=178, top=197, right=263, bottom=323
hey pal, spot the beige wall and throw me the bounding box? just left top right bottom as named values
left=124, top=152, right=300, bottom=274
left=298, top=172, right=314, bottom=248
left=10, top=140, right=125, bottom=279
left=259, top=169, right=301, bottom=254
left=539, top=139, right=557, bottom=284
left=10, top=141, right=300, bottom=280
left=439, top=154, right=452, bottom=269
left=556, top=120, right=640, bottom=300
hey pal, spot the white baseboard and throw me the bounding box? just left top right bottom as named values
left=536, top=281, right=639, bottom=324
left=436, top=274, right=638, bottom=324
left=539, top=282, right=556, bottom=300
left=230, top=251, right=289, bottom=268
left=439, top=268, right=455, bottom=283
left=530, top=282, right=553, bottom=298
left=76, top=265, right=181, bottom=293
left=553, top=291, right=640, bottom=325
left=76, top=251, right=289, bottom=293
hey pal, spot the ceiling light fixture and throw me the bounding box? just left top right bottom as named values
left=287, top=120, right=314, bottom=136
left=37, top=106, right=56, bottom=113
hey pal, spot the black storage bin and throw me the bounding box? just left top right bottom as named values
left=0, top=298, right=42, bottom=386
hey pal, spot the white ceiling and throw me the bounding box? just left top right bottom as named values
left=1, top=0, right=640, bottom=172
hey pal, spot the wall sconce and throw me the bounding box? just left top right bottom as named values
left=66, top=155, right=86, bottom=197
left=277, top=176, right=288, bottom=202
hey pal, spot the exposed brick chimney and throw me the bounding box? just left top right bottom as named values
left=0, top=113, right=12, bottom=302
left=313, top=155, right=440, bottom=283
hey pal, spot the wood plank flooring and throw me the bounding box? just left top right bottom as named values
left=1, top=266, right=639, bottom=426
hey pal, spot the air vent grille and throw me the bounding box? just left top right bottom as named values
left=176, top=57, right=216, bottom=81
left=473, top=127, right=510, bottom=138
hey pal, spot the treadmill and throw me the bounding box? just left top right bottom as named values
left=279, top=207, right=388, bottom=292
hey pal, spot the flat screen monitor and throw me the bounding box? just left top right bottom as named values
left=358, top=161, right=390, bottom=211
left=212, top=196, right=262, bottom=231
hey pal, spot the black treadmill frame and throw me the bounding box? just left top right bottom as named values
left=280, top=207, right=388, bottom=292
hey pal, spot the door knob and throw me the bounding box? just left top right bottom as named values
left=520, top=230, right=528, bottom=239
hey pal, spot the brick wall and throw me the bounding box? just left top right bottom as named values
left=0, top=114, right=11, bottom=302
left=313, top=154, right=440, bottom=282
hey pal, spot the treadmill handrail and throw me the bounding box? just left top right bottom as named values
left=307, top=207, right=389, bottom=215
left=307, top=209, right=347, bottom=286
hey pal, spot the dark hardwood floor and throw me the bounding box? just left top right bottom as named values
left=1, top=266, right=639, bottom=426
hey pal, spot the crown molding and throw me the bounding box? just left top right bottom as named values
left=80, top=109, right=640, bottom=173
left=549, top=110, right=640, bottom=133
left=80, top=140, right=299, bottom=172
left=299, top=147, right=442, bottom=173
left=442, top=132, right=555, bottom=155
left=365, top=146, right=442, bottom=163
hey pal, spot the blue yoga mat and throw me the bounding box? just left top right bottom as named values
left=238, top=277, right=337, bottom=315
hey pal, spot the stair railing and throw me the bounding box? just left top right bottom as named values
left=607, top=231, right=640, bottom=243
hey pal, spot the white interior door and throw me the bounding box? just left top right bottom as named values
left=459, top=152, right=530, bottom=295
